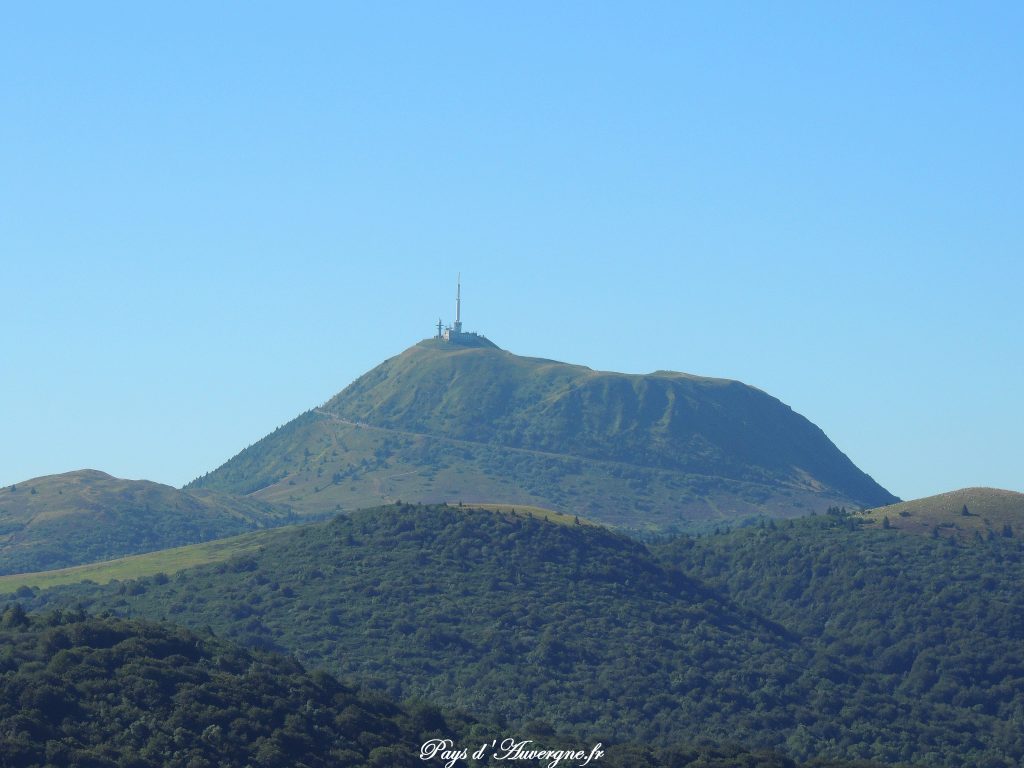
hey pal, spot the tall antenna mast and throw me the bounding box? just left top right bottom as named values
left=453, top=273, right=463, bottom=333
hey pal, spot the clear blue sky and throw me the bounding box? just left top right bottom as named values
left=2, top=3, right=1021, bottom=501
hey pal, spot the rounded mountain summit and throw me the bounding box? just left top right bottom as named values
left=190, top=338, right=897, bottom=530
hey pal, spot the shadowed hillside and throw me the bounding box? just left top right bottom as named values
left=657, top=508, right=1024, bottom=765
left=0, top=610, right=478, bottom=768
left=0, top=609, right=886, bottom=768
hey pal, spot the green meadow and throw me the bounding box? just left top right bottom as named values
left=0, top=525, right=294, bottom=590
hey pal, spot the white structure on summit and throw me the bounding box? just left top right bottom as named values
left=435, top=274, right=487, bottom=344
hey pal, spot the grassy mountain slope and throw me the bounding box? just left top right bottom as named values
left=7, top=503, right=999, bottom=764
left=861, top=487, right=1024, bottom=540
left=190, top=340, right=896, bottom=529
left=0, top=469, right=295, bottom=575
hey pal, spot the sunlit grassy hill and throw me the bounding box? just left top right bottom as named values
left=0, top=525, right=296, bottom=591
left=0, top=469, right=294, bottom=574
left=862, top=487, right=1024, bottom=541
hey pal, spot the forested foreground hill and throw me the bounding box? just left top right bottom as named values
left=11, top=507, right=824, bottom=750
left=656, top=512, right=1024, bottom=766
left=0, top=609, right=455, bottom=768
left=0, top=609, right=882, bottom=768
left=11, top=504, right=1024, bottom=765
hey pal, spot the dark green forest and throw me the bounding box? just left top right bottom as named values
left=658, top=512, right=1024, bottom=765
left=8, top=505, right=1024, bottom=765
left=0, top=609, right=460, bottom=767
left=0, top=608, right=886, bottom=768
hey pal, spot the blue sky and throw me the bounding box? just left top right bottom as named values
left=2, top=3, right=1021, bottom=500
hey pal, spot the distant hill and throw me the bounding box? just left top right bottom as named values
left=0, top=469, right=294, bottom=575
left=862, top=487, right=1024, bottom=541
left=189, top=340, right=896, bottom=529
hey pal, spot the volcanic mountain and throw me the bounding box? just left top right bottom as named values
left=189, top=339, right=897, bottom=528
